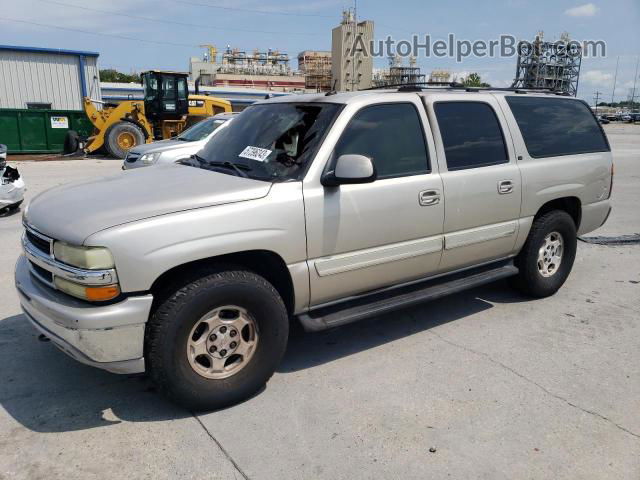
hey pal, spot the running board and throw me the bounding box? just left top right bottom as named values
left=298, top=261, right=518, bottom=332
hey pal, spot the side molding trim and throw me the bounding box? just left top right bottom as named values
left=445, top=220, right=517, bottom=250
left=314, top=236, right=443, bottom=277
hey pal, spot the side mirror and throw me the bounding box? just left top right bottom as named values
left=321, top=154, right=377, bottom=187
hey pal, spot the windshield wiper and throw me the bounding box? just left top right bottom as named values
left=177, top=155, right=200, bottom=167
left=205, top=160, right=251, bottom=178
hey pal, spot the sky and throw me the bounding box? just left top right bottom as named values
left=1, top=0, right=639, bottom=104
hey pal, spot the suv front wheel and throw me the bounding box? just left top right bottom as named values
left=513, top=210, right=577, bottom=298
left=146, top=268, right=289, bottom=411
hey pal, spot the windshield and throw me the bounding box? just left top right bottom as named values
left=197, top=102, right=342, bottom=182
left=178, top=118, right=228, bottom=142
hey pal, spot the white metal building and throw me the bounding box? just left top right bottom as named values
left=0, top=45, right=101, bottom=110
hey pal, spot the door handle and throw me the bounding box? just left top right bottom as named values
left=419, top=190, right=441, bottom=206
left=498, top=180, right=514, bottom=194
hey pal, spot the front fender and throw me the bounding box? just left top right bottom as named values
left=84, top=183, right=307, bottom=293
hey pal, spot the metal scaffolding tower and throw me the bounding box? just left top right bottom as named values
left=298, top=51, right=332, bottom=91
left=512, top=32, right=582, bottom=96
left=372, top=56, right=426, bottom=87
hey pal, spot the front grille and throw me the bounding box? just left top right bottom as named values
left=126, top=153, right=140, bottom=163
left=29, top=260, right=53, bottom=284
left=26, top=229, right=51, bottom=255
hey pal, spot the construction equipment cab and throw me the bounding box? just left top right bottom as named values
left=79, top=70, right=232, bottom=158
left=142, top=71, right=190, bottom=124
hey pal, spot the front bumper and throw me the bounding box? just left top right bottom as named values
left=15, top=255, right=153, bottom=374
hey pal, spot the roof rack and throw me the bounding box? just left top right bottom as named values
left=363, top=82, right=571, bottom=96
left=365, top=81, right=464, bottom=91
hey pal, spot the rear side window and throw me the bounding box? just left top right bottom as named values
left=334, top=103, right=429, bottom=179
left=434, top=102, right=509, bottom=171
left=506, top=96, right=610, bottom=158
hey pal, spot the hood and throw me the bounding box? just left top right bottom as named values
left=25, top=164, right=272, bottom=244
left=129, top=138, right=200, bottom=155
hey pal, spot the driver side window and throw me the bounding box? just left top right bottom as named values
left=334, top=103, right=430, bottom=179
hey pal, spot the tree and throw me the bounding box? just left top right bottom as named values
left=462, top=73, right=490, bottom=88
left=99, top=69, right=140, bottom=83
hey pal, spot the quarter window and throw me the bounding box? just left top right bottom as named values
left=506, top=96, right=610, bottom=158
left=333, top=103, right=429, bottom=179
left=435, top=102, right=509, bottom=171
left=177, top=77, right=188, bottom=100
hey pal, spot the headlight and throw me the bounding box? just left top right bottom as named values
left=53, top=242, right=115, bottom=270
left=140, top=152, right=160, bottom=164
left=54, top=277, right=120, bottom=302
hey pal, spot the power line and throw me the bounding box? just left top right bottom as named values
left=173, top=0, right=335, bottom=18
left=0, top=17, right=198, bottom=47
left=37, top=0, right=322, bottom=36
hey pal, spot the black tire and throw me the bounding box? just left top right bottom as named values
left=104, top=122, right=145, bottom=159
left=146, top=268, right=289, bottom=411
left=63, top=130, right=79, bottom=154
left=513, top=210, right=577, bottom=298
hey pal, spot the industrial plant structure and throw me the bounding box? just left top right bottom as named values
left=372, top=56, right=426, bottom=87
left=189, top=45, right=305, bottom=91
left=512, top=32, right=582, bottom=96
left=298, top=51, right=332, bottom=92
left=331, top=10, right=374, bottom=91
left=429, top=70, right=452, bottom=84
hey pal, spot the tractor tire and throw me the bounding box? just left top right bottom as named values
left=104, top=122, right=145, bottom=159
left=63, top=130, right=79, bottom=154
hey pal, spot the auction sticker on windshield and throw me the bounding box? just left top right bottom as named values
left=239, top=146, right=272, bottom=162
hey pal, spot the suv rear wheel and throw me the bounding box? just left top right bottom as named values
left=146, top=268, right=289, bottom=411
left=513, top=210, right=577, bottom=298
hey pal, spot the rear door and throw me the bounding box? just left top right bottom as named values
left=423, top=93, right=522, bottom=271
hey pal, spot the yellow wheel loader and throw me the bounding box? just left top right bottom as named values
left=78, top=71, right=232, bottom=158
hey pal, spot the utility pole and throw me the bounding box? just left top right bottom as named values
left=594, top=91, right=602, bottom=116
left=631, top=56, right=639, bottom=111
left=611, top=56, right=619, bottom=104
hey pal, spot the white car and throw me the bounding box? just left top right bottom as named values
left=122, top=113, right=236, bottom=170
left=0, top=144, right=26, bottom=213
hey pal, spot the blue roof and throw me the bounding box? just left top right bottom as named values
left=0, top=44, right=99, bottom=57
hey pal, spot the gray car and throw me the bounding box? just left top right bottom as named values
left=122, top=113, right=236, bottom=170
left=16, top=88, right=613, bottom=411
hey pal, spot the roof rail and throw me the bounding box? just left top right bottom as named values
left=365, top=81, right=464, bottom=91
left=363, top=82, right=572, bottom=96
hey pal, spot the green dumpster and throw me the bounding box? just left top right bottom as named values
left=0, top=109, right=94, bottom=154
